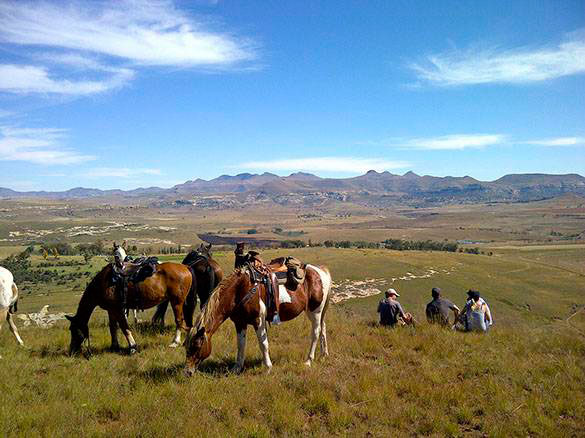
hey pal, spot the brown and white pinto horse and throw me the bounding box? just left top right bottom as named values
left=67, top=262, right=194, bottom=355
left=184, top=257, right=331, bottom=375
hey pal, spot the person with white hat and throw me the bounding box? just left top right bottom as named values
left=377, top=288, right=411, bottom=327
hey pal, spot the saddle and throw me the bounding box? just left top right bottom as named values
left=111, top=256, right=159, bottom=309
left=242, top=252, right=281, bottom=323
left=269, top=256, right=306, bottom=287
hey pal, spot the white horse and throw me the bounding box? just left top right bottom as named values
left=0, top=266, right=24, bottom=358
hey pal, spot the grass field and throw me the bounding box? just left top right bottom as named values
left=1, top=247, right=584, bottom=437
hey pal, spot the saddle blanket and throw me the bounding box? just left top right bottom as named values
left=278, top=285, right=292, bottom=304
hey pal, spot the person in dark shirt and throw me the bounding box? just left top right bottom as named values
left=377, top=288, right=407, bottom=327
left=425, top=287, right=460, bottom=326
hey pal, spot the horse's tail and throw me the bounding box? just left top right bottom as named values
left=152, top=301, right=169, bottom=326
left=318, top=266, right=332, bottom=325
left=10, top=283, right=18, bottom=313
left=183, top=265, right=199, bottom=328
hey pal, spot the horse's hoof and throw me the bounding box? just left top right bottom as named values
left=304, top=360, right=312, bottom=367
left=265, top=366, right=273, bottom=374
left=230, top=365, right=243, bottom=374
left=128, top=346, right=138, bottom=355
left=169, top=342, right=180, bottom=348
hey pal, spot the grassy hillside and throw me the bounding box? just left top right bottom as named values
left=1, top=248, right=584, bottom=436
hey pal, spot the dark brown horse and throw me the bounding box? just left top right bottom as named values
left=184, top=255, right=331, bottom=375
left=66, top=262, right=194, bottom=355
left=151, top=243, right=223, bottom=326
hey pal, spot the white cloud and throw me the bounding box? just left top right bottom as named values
left=0, top=1, right=257, bottom=96
left=521, top=136, right=585, bottom=146
left=0, top=0, right=256, bottom=67
left=0, top=126, right=95, bottom=165
left=0, top=64, right=134, bottom=95
left=85, top=167, right=162, bottom=178
left=240, top=157, right=410, bottom=174
left=398, top=134, right=506, bottom=150
left=410, top=34, right=585, bottom=86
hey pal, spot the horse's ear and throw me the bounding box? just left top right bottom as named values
left=122, top=240, right=127, bottom=249
left=113, top=242, right=118, bottom=249
left=206, top=243, right=212, bottom=251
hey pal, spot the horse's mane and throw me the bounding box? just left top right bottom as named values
left=194, top=267, right=246, bottom=330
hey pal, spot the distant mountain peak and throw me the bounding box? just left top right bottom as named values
left=403, top=171, right=419, bottom=178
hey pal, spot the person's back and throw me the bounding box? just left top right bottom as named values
left=463, top=291, right=491, bottom=332
left=378, top=295, right=405, bottom=327
left=426, top=288, right=459, bottom=326
left=426, top=297, right=454, bottom=325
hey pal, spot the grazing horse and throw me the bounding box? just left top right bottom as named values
left=0, top=266, right=24, bottom=357
left=151, top=243, right=223, bottom=326
left=66, top=262, right=194, bottom=355
left=184, top=255, right=331, bottom=375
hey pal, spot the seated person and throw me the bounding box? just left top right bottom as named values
left=460, top=290, right=492, bottom=332
left=377, top=288, right=412, bottom=327
left=426, top=287, right=460, bottom=326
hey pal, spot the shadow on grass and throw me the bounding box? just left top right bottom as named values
left=131, top=321, right=174, bottom=336
left=137, top=357, right=265, bottom=382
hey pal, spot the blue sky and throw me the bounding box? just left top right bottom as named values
left=0, top=0, right=584, bottom=191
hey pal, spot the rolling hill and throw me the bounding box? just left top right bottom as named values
left=1, top=171, right=584, bottom=206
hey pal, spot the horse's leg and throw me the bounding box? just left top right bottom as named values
left=114, top=309, right=138, bottom=354
left=168, top=298, right=186, bottom=348
left=319, top=319, right=329, bottom=357
left=254, top=301, right=272, bottom=371
left=183, top=293, right=197, bottom=329
left=232, top=322, right=247, bottom=373
left=107, top=310, right=120, bottom=351
left=304, top=309, right=323, bottom=367
left=0, top=307, right=6, bottom=359
left=6, top=311, right=24, bottom=346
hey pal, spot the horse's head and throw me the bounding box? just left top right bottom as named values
left=184, top=326, right=211, bottom=376
left=199, top=243, right=213, bottom=257
left=66, top=314, right=89, bottom=356
left=183, top=243, right=213, bottom=265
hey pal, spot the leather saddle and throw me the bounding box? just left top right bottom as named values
left=268, top=256, right=306, bottom=286
left=242, top=253, right=280, bottom=323
left=111, top=256, right=159, bottom=309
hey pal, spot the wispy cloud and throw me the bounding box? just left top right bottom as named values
left=240, top=157, right=410, bottom=174
left=0, top=0, right=257, bottom=96
left=0, top=0, right=256, bottom=67
left=0, top=64, right=133, bottom=95
left=410, top=33, right=585, bottom=86
left=85, top=167, right=162, bottom=178
left=395, top=134, right=506, bottom=150
left=0, top=126, right=95, bottom=165
left=521, top=136, right=585, bottom=147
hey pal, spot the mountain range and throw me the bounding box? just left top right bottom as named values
left=2, top=171, right=585, bottom=206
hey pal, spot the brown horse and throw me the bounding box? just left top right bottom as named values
left=151, top=243, right=223, bottom=326
left=66, top=262, right=194, bottom=355
left=184, top=255, right=331, bottom=375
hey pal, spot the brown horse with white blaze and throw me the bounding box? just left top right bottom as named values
left=184, top=258, right=332, bottom=375
left=67, top=262, right=194, bottom=355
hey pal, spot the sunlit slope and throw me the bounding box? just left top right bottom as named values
left=1, top=247, right=584, bottom=436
